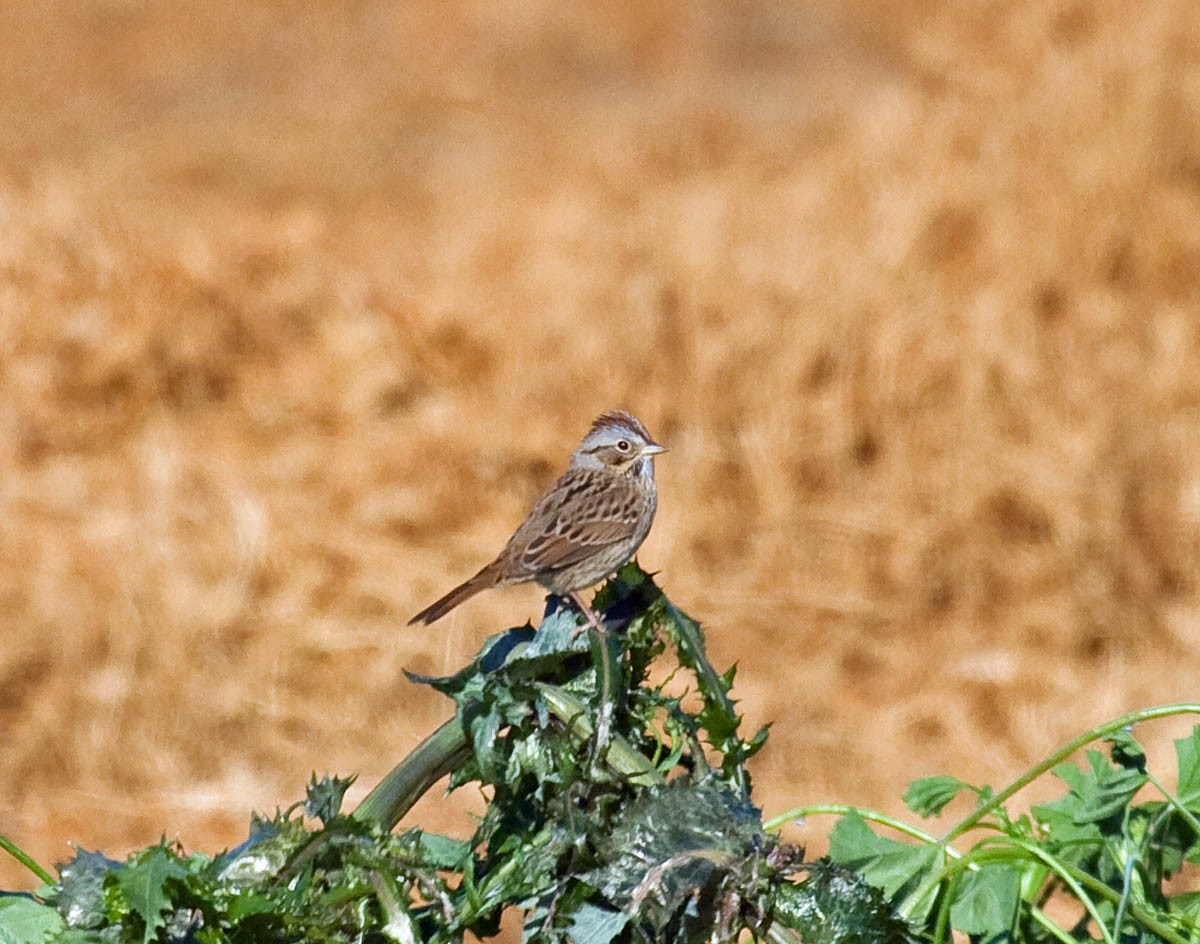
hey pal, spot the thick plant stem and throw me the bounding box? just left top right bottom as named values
left=352, top=717, right=471, bottom=831
left=354, top=682, right=662, bottom=831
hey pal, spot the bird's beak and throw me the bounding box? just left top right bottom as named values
left=641, top=443, right=668, bottom=456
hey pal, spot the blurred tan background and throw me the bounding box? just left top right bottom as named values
left=3, top=0, right=1200, bottom=892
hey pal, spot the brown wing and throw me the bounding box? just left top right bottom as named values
left=500, top=468, right=642, bottom=579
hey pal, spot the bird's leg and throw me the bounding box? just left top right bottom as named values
left=568, top=590, right=607, bottom=638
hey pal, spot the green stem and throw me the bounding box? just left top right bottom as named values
left=1146, top=769, right=1200, bottom=837
left=930, top=868, right=959, bottom=944
left=1111, top=854, right=1137, bottom=944
left=763, top=804, right=940, bottom=844
left=944, top=703, right=1200, bottom=843
left=0, top=832, right=53, bottom=886
left=589, top=619, right=621, bottom=764
left=900, top=840, right=1111, bottom=942
left=1062, top=858, right=1191, bottom=944
left=352, top=717, right=471, bottom=831
left=902, top=836, right=1190, bottom=944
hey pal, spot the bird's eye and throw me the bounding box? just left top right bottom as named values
left=616, top=439, right=631, bottom=452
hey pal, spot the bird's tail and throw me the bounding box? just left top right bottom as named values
left=408, top=563, right=503, bottom=626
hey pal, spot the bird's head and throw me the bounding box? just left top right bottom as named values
left=570, top=410, right=666, bottom=477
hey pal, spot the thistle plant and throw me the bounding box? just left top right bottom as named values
left=2, top=565, right=1198, bottom=944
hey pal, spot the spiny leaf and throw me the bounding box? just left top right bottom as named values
left=586, top=779, right=766, bottom=936
left=466, top=703, right=505, bottom=784
left=744, top=722, right=770, bottom=761
left=658, top=590, right=761, bottom=791
left=52, top=848, right=120, bottom=930
left=509, top=608, right=590, bottom=665
left=405, top=626, right=537, bottom=696
left=114, top=845, right=189, bottom=944
left=662, top=602, right=737, bottom=742
left=304, top=772, right=356, bottom=824
left=216, top=815, right=310, bottom=885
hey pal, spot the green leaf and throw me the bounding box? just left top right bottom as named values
left=1034, top=751, right=1146, bottom=830
left=1106, top=728, right=1147, bottom=773
left=903, top=776, right=973, bottom=818
left=659, top=592, right=761, bottom=790
left=467, top=704, right=504, bottom=784
left=405, top=625, right=535, bottom=698
left=562, top=902, right=629, bottom=944
left=114, top=845, right=189, bottom=944
left=744, top=723, right=770, bottom=762
left=949, top=864, right=1021, bottom=935
left=223, top=893, right=276, bottom=921
left=828, top=812, right=942, bottom=901
left=509, top=609, right=590, bottom=664
left=416, top=832, right=472, bottom=870
left=1030, top=800, right=1102, bottom=864
left=0, top=895, right=65, bottom=944
left=1175, top=728, right=1200, bottom=811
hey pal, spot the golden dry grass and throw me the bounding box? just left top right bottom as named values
left=3, top=0, right=1200, bottom=896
